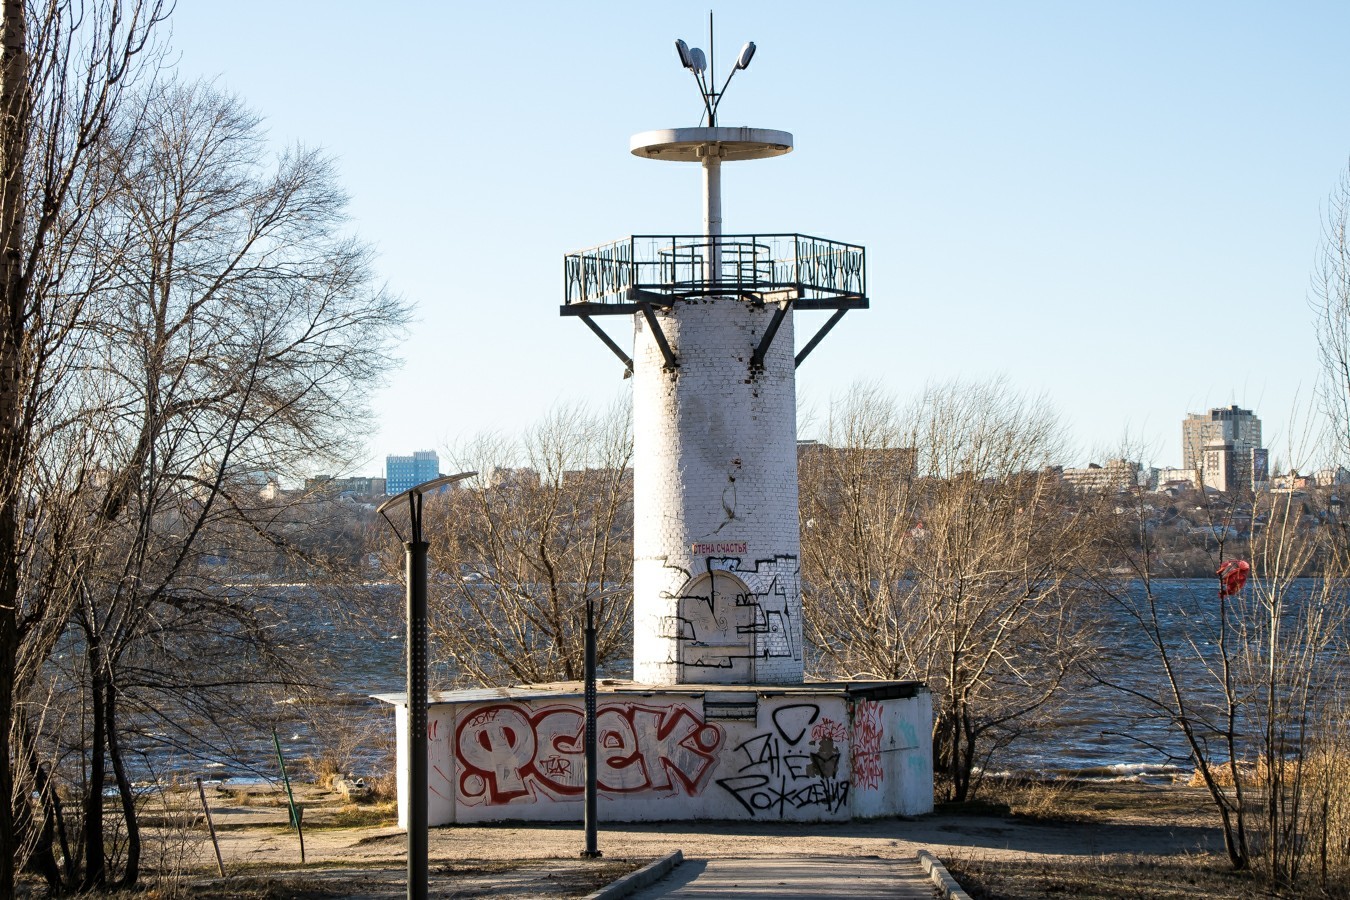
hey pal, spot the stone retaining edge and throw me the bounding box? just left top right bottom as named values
left=917, top=849, right=974, bottom=900
left=584, top=849, right=684, bottom=900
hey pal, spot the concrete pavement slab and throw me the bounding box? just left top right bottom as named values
left=626, top=854, right=936, bottom=898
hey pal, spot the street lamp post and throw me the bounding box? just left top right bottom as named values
left=582, top=593, right=601, bottom=858
left=377, top=472, right=476, bottom=900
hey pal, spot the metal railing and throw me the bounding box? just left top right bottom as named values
left=563, top=233, right=866, bottom=308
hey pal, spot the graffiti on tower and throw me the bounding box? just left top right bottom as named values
left=661, top=554, right=801, bottom=676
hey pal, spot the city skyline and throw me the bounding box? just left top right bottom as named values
left=167, top=3, right=1350, bottom=473
left=367, top=404, right=1280, bottom=489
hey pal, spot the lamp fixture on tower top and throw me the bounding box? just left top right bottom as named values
left=674, top=13, right=756, bottom=127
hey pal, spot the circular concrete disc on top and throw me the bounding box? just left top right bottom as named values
left=630, top=127, right=793, bottom=161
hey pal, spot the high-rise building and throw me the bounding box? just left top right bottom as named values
left=1182, top=406, right=1261, bottom=470
left=1181, top=406, right=1263, bottom=492
left=385, top=450, right=440, bottom=495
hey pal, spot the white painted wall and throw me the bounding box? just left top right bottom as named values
left=631, top=296, right=802, bottom=685
left=390, top=687, right=932, bottom=827
left=849, top=692, right=934, bottom=819
left=393, top=704, right=457, bottom=829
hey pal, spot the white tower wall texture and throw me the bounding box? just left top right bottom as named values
left=631, top=296, right=802, bottom=686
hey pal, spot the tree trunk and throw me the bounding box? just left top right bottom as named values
left=106, top=679, right=138, bottom=889
left=0, top=598, right=15, bottom=900
left=18, top=717, right=60, bottom=892
left=82, top=645, right=106, bottom=892
left=0, top=0, right=26, bottom=891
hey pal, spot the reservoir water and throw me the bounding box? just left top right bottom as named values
left=171, top=578, right=1341, bottom=787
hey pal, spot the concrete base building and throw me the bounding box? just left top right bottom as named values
left=379, top=681, right=932, bottom=826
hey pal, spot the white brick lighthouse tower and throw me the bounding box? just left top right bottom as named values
left=562, top=30, right=867, bottom=687
left=381, top=28, right=931, bottom=834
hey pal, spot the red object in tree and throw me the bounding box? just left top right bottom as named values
left=1217, top=559, right=1250, bottom=598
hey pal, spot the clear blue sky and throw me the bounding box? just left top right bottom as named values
left=168, top=2, right=1350, bottom=473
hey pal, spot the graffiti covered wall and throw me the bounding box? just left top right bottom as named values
left=662, top=554, right=802, bottom=682
left=390, top=685, right=932, bottom=826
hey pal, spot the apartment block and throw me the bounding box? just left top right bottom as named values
left=1181, top=406, right=1264, bottom=492
left=385, top=450, right=441, bottom=495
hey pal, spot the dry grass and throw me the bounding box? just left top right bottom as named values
left=956, top=777, right=1350, bottom=898
left=304, top=801, right=397, bottom=830
left=216, top=785, right=290, bottom=808
left=980, top=777, right=1215, bottom=826
left=178, top=858, right=642, bottom=899
left=991, top=777, right=1085, bottom=820
left=945, top=852, right=1285, bottom=900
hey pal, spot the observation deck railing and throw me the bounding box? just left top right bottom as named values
left=561, top=233, right=867, bottom=315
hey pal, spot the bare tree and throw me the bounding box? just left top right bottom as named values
left=1316, top=161, right=1350, bottom=464
left=426, top=402, right=633, bottom=687
left=801, top=380, right=1112, bottom=801
left=1097, top=452, right=1256, bottom=870
left=0, top=1, right=168, bottom=890
left=1098, top=420, right=1350, bottom=883
left=1084, top=161, right=1350, bottom=884
left=10, top=79, right=408, bottom=890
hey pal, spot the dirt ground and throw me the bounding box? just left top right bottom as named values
left=133, top=777, right=1243, bottom=898
left=187, top=778, right=1219, bottom=864
left=18, top=777, right=1281, bottom=897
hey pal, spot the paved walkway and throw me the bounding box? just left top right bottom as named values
left=626, top=855, right=936, bottom=898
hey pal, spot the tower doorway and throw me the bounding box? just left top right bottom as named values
left=675, top=569, right=753, bottom=682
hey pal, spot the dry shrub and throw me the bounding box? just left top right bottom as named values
left=1000, top=777, right=1083, bottom=820
left=299, top=699, right=392, bottom=793
left=1187, top=760, right=1259, bottom=789
left=1292, top=739, right=1350, bottom=893
left=305, top=754, right=342, bottom=791
left=368, top=768, right=398, bottom=803
left=137, top=780, right=209, bottom=898
left=1185, top=756, right=1316, bottom=790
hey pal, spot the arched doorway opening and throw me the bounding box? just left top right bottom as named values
left=674, top=569, right=753, bottom=682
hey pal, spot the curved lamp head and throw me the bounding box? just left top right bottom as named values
left=377, top=471, right=477, bottom=544
left=735, top=41, right=756, bottom=70
left=675, top=38, right=693, bottom=70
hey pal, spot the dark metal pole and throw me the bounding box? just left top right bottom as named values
left=407, top=538, right=429, bottom=900
left=582, top=598, right=601, bottom=858
left=376, top=472, right=475, bottom=900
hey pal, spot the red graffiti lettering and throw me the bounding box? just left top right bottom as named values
left=457, top=706, right=536, bottom=802
left=455, top=702, right=723, bottom=805
left=851, top=700, right=884, bottom=790
left=810, top=717, right=846, bottom=744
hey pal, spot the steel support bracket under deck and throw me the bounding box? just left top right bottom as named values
left=578, top=314, right=634, bottom=376
left=638, top=301, right=678, bottom=371
left=794, top=308, right=849, bottom=368
left=750, top=301, right=791, bottom=371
